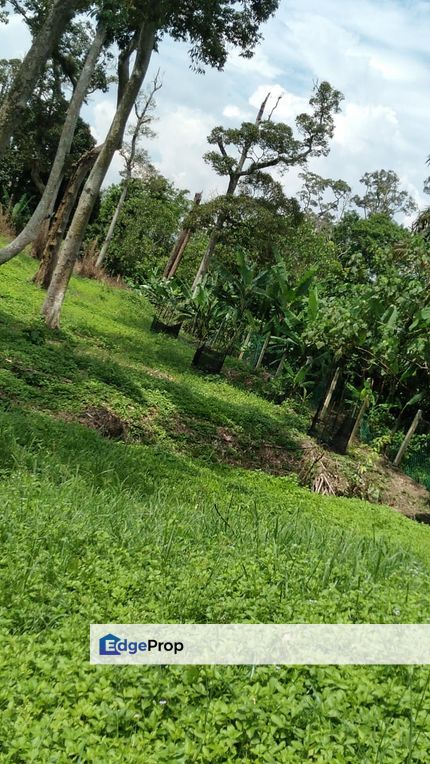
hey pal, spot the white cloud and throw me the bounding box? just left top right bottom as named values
left=151, top=105, right=222, bottom=195
left=249, top=85, right=309, bottom=121
left=333, top=103, right=401, bottom=155
left=0, top=15, right=31, bottom=57
left=227, top=48, right=283, bottom=80
left=103, top=151, right=124, bottom=188
left=90, top=100, right=117, bottom=144
left=222, top=105, right=251, bottom=120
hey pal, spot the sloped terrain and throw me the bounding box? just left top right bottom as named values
left=2, top=251, right=430, bottom=762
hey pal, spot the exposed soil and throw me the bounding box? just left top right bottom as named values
left=376, top=461, right=430, bottom=522
left=76, top=406, right=128, bottom=440
left=214, top=426, right=299, bottom=475
left=298, top=437, right=430, bottom=522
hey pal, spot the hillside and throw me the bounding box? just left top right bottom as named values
left=2, top=252, right=430, bottom=761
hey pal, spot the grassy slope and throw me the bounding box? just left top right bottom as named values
left=2, top=251, right=430, bottom=762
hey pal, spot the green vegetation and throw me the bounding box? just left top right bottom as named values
left=2, top=251, right=430, bottom=761
left=88, top=175, right=190, bottom=282
left=2, top=1, right=429, bottom=759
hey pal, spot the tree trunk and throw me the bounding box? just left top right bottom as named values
left=96, top=183, right=128, bottom=268
left=319, top=367, right=341, bottom=423
left=192, top=223, right=222, bottom=293
left=0, top=20, right=107, bottom=264
left=275, top=352, right=287, bottom=378
left=30, top=218, right=51, bottom=261
left=34, top=147, right=100, bottom=288
left=96, top=71, right=162, bottom=269
left=164, top=192, right=202, bottom=278
left=0, top=0, right=83, bottom=156
left=41, top=17, right=159, bottom=328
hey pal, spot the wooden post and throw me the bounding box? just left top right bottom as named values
left=238, top=329, right=252, bottom=361
left=254, top=334, right=270, bottom=370
left=393, top=410, right=422, bottom=467
left=319, top=367, right=340, bottom=424
left=275, top=352, right=287, bottom=378
left=347, top=398, right=369, bottom=451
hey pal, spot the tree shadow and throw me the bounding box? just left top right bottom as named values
left=0, top=302, right=301, bottom=474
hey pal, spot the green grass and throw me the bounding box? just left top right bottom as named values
left=2, top=252, right=430, bottom=762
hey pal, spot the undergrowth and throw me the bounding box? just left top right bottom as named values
left=1, top=251, right=430, bottom=762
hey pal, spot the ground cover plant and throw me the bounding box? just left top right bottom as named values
left=2, top=251, right=430, bottom=761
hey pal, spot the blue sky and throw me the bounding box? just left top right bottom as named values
left=1, top=0, right=430, bottom=219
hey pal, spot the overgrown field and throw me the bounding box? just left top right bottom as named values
left=2, top=252, right=430, bottom=762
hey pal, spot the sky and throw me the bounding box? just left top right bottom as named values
left=1, top=0, right=430, bottom=220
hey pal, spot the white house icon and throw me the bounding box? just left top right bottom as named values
left=99, top=633, right=120, bottom=655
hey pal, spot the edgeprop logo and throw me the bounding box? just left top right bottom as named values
left=99, top=633, right=184, bottom=656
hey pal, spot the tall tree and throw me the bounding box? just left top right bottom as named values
left=96, top=72, right=162, bottom=268
left=192, top=81, right=343, bottom=290
left=190, top=176, right=300, bottom=273
left=82, top=172, right=190, bottom=282
left=298, top=170, right=351, bottom=227
left=353, top=169, right=417, bottom=219
left=0, top=0, right=86, bottom=155
left=33, top=145, right=101, bottom=288
left=41, top=0, right=281, bottom=327
left=333, top=211, right=410, bottom=272
left=0, top=19, right=108, bottom=263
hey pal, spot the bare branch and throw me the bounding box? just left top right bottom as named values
left=268, top=94, right=282, bottom=122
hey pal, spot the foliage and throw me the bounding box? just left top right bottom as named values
left=333, top=211, right=411, bottom=271
left=87, top=173, right=190, bottom=281
left=3, top=251, right=430, bottom=760
left=205, top=82, right=343, bottom=187
left=352, top=169, right=417, bottom=219
left=0, top=190, right=32, bottom=231
left=138, top=272, right=192, bottom=324
left=298, top=170, right=351, bottom=226
left=158, top=0, right=280, bottom=72
left=191, top=188, right=302, bottom=268
left=0, top=57, right=95, bottom=214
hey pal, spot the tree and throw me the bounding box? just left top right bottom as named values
left=95, top=72, right=162, bottom=268
left=0, top=21, right=107, bottom=262
left=302, top=230, right=430, bottom=422
left=164, top=192, right=203, bottom=279
left=33, top=145, right=101, bottom=288
left=0, top=0, right=86, bottom=155
left=190, top=178, right=301, bottom=272
left=86, top=172, right=190, bottom=283
left=298, top=170, right=351, bottom=227
left=333, top=211, right=410, bottom=273
left=0, top=58, right=21, bottom=102
left=413, top=161, right=430, bottom=241
left=413, top=207, right=430, bottom=241
left=352, top=169, right=417, bottom=219
left=192, top=81, right=343, bottom=289
left=40, top=0, right=282, bottom=327
left=0, top=56, right=96, bottom=233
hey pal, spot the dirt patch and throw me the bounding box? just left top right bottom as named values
left=298, top=437, right=430, bottom=521
left=211, top=426, right=297, bottom=475
left=167, top=417, right=297, bottom=475
left=77, top=406, right=128, bottom=440
left=376, top=460, right=430, bottom=522
left=223, top=367, right=271, bottom=391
